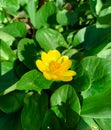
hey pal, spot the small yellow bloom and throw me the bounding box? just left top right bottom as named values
left=36, top=50, right=76, bottom=81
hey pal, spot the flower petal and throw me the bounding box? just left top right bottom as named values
left=62, top=70, right=76, bottom=76
left=61, top=76, right=73, bottom=81
left=43, top=72, right=52, bottom=80
left=48, top=50, right=61, bottom=61
left=36, top=60, right=46, bottom=72
left=60, top=59, right=72, bottom=71
left=41, top=52, right=50, bottom=65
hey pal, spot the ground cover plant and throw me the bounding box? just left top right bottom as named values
left=1, top=0, right=111, bottom=129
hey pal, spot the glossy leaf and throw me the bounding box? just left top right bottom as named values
left=21, top=92, right=48, bottom=130
left=0, top=62, right=18, bottom=93
left=0, top=40, right=16, bottom=62
left=72, top=25, right=111, bottom=50
left=0, top=0, right=20, bottom=15
left=97, top=5, right=111, bottom=27
left=56, top=9, right=77, bottom=25
left=90, top=0, right=103, bottom=16
left=2, top=22, right=27, bottom=38
left=95, top=118, right=111, bottom=130
left=36, top=28, right=68, bottom=51
left=35, top=1, right=56, bottom=29
left=27, top=0, right=36, bottom=27
left=16, top=70, right=53, bottom=93
left=17, top=38, right=38, bottom=69
left=51, top=85, right=81, bottom=129
left=81, top=88, right=111, bottom=118
left=0, top=31, right=15, bottom=46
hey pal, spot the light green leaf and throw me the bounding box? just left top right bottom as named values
left=0, top=31, right=15, bottom=46
left=27, top=0, right=36, bottom=27
left=35, top=1, right=56, bottom=29
left=36, top=28, right=68, bottom=51
left=0, top=40, right=16, bottom=62
left=95, top=118, right=111, bottom=130
left=81, top=88, right=111, bottom=118
left=2, top=22, right=27, bottom=37
left=90, top=0, right=103, bottom=15
left=56, top=10, right=77, bottom=26
left=16, top=70, right=53, bottom=93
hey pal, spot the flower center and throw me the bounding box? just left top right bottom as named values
left=49, top=61, right=61, bottom=74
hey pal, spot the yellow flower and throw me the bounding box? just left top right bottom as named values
left=36, top=50, right=76, bottom=81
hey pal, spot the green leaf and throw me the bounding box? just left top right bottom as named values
left=0, top=31, right=15, bottom=46
left=77, top=56, right=111, bottom=98
left=89, top=0, right=103, bottom=16
left=21, top=91, right=48, bottom=130
left=51, top=85, right=81, bottom=129
left=97, top=42, right=111, bottom=59
left=56, top=10, right=77, bottom=26
left=0, top=91, right=25, bottom=114
left=3, top=0, right=19, bottom=16
left=36, top=28, right=68, bottom=52
left=73, top=25, right=111, bottom=50
left=41, top=110, right=61, bottom=130
left=81, top=88, right=111, bottom=118
left=76, top=117, right=99, bottom=130
left=2, top=22, right=27, bottom=37
left=97, top=5, right=111, bottom=27
left=95, top=118, right=111, bottom=130
left=27, top=0, right=36, bottom=27
left=35, top=1, right=56, bottom=29
left=0, top=62, right=18, bottom=93
left=16, top=70, right=53, bottom=93
left=0, top=40, right=16, bottom=62
left=0, top=110, right=23, bottom=130
left=17, top=38, right=38, bottom=69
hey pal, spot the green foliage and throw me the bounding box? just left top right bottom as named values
left=1, top=0, right=111, bottom=129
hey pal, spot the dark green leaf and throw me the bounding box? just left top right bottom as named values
left=51, top=85, right=81, bottom=129
left=0, top=91, right=25, bottom=114
left=17, top=38, right=38, bottom=69
left=42, top=110, right=61, bottom=130
left=97, top=5, right=111, bottom=27
left=21, top=92, right=48, bottom=130
left=73, top=25, right=111, bottom=50
left=0, top=62, right=18, bottom=93
left=0, top=110, right=23, bottom=130
left=89, top=0, right=103, bottom=16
